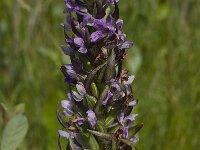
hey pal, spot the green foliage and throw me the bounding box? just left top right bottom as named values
left=0, top=0, right=200, bottom=149
left=1, top=114, right=28, bottom=150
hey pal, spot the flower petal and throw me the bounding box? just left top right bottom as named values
left=78, top=47, right=87, bottom=53
left=58, top=130, right=69, bottom=139
left=119, top=41, right=133, bottom=49
left=130, top=137, right=139, bottom=143
left=102, top=90, right=113, bottom=105
left=72, top=118, right=85, bottom=126
left=123, top=127, right=129, bottom=139
left=61, top=100, right=74, bottom=116
left=74, top=37, right=84, bottom=47
left=123, top=75, right=135, bottom=85
left=128, top=100, right=137, bottom=107
left=61, top=45, right=72, bottom=56
left=76, top=82, right=86, bottom=95
left=87, top=110, right=97, bottom=128
left=72, top=91, right=84, bottom=101
left=91, top=31, right=105, bottom=42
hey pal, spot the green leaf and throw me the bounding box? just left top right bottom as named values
left=105, top=116, right=115, bottom=128
left=105, top=109, right=120, bottom=128
left=14, top=103, right=25, bottom=114
left=84, top=63, right=106, bottom=95
left=103, top=50, right=116, bottom=82
left=108, top=124, right=120, bottom=134
left=129, top=123, right=143, bottom=137
left=1, top=114, right=29, bottom=150
left=85, top=94, right=97, bottom=109
left=68, top=136, right=77, bottom=150
left=119, top=138, right=135, bottom=147
left=91, top=82, right=99, bottom=98
left=112, top=139, right=117, bottom=150
left=95, top=85, right=110, bottom=117
left=96, top=120, right=106, bottom=133
left=88, top=133, right=100, bottom=150
left=87, top=129, right=113, bottom=140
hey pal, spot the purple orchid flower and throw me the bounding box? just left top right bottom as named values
left=57, top=0, right=142, bottom=149
left=117, top=111, right=139, bottom=141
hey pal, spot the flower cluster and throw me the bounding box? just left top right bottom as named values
left=57, top=0, right=142, bottom=149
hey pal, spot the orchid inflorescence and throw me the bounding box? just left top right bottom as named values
left=57, top=0, right=143, bottom=149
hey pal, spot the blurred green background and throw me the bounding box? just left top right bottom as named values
left=0, top=0, right=200, bottom=149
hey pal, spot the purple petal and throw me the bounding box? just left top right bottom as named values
left=94, top=19, right=115, bottom=32
left=102, top=90, right=113, bottom=105
left=124, top=114, right=138, bottom=127
left=83, top=14, right=94, bottom=26
left=119, top=41, right=133, bottom=49
left=78, top=47, right=87, bottom=53
left=62, top=64, right=79, bottom=80
left=67, top=69, right=78, bottom=79
left=61, top=100, right=74, bottom=116
left=112, top=91, right=125, bottom=100
left=110, top=80, right=121, bottom=91
left=63, top=109, right=73, bottom=117
left=61, top=100, right=73, bottom=110
left=130, top=137, right=139, bottom=143
left=86, top=110, right=97, bottom=128
left=123, top=127, right=129, bottom=139
left=117, top=111, right=125, bottom=124
left=106, top=0, right=119, bottom=6
left=128, top=100, right=137, bottom=107
left=124, top=85, right=131, bottom=96
left=72, top=118, right=85, bottom=126
left=116, top=19, right=123, bottom=31
left=74, top=37, right=84, bottom=47
left=58, top=130, right=69, bottom=139
left=64, top=0, right=87, bottom=14
left=124, top=114, right=138, bottom=122
left=76, top=82, right=86, bottom=95
left=123, top=75, right=135, bottom=85
left=94, top=19, right=107, bottom=28
left=61, top=45, right=72, bottom=56
left=91, top=31, right=105, bottom=42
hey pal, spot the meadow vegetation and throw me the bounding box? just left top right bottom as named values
left=0, top=0, right=200, bottom=149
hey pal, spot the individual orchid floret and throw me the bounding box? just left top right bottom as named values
left=61, top=100, right=74, bottom=116
left=86, top=110, right=97, bottom=129
left=76, top=82, right=86, bottom=95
